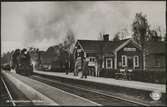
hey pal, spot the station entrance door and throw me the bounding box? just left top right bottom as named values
left=127, top=56, right=133, bottom=69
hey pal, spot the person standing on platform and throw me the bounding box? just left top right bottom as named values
left=65, top=59, right=69, bottom=75
left=81, top=57, right=89, bottom=78
left=64, top=50, right=69, bottom=75
left=74, top=61, right=78, bottom=76
left=124, top=66, right=128, bottom=80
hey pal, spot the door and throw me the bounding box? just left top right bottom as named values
left=127, top=56, right=133, bottom=68
left=106, top=58, right=113, bottom=69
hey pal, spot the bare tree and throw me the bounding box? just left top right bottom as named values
left=113, top=28, right=130, bottom=41
left=63, top=29, right=76, bottom=52
left=147, top=29, right=162, bottom=41
left=113, top=32, right=120, bottom=41
left=63, top=29, right=76, bottom=72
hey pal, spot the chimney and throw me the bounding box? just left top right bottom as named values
left=103, top=34, right=109, bottom=41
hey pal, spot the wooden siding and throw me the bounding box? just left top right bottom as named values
left=145, top=54, right=166, bottom=71
left=117, top=42, right=142, bottom=69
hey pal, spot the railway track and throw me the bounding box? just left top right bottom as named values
left=1, top=77, right=16, bottom=106
left=30, top=74, right=150, bottom=106
left=1, top=75, right=34, bottom=106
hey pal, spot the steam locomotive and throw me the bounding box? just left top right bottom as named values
left=11, top=49, right=33, bottom=76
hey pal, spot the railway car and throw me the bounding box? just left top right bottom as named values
left=50, top=61, right=65, bottom=72
left=35, top=64, right=51, bottom=71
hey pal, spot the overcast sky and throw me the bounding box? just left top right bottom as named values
left=1, top=1, right=166, bottom=54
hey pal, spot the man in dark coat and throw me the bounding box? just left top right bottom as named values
left=64, top=50, right=69, bottom=75
left=65, top=59, right=69, bottom=75
left=81, top=58, right=89, bottom=78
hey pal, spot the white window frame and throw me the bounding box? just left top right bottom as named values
left=122, top=55, right=127, bottom=67
left=133, top=56, right=139, bottom=68
left=106, top=58, right=113, bottom=69
left=102, top=56, right=104, bottom=68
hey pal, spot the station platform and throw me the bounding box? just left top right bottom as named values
left=2, top=70, right=100, bottom=106
left=2, top=70, right=166, bottom=105
left=34, top=70, right=166, bottom=93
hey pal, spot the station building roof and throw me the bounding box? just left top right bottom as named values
left=77, top=39, right=165, bottom=55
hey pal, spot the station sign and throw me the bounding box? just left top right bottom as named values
left=123, top=47, right=136, bottom=51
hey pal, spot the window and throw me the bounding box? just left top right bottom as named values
left=106, top=58, right=113, bottom=69
left=122, top=55, right=127, bottom=67
left=133, top=56, right=139, bottom=67
left=89, top=57, right=95, bottom=62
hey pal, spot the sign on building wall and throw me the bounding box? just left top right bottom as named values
left=123, top=47, right=136, bottom=51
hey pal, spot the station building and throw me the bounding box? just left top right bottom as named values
left=73, top=34, right=165, bottom=76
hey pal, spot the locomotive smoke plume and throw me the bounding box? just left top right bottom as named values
left=24, top=2, right=94, bottom=50
left=23, top=2, right=131, bottom=50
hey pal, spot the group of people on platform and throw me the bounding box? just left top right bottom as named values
left=65, top=50, right=89, bottom=79
left=72, top=56, right=89, bottom=78
left=65, top=57, right=89, bottom=79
